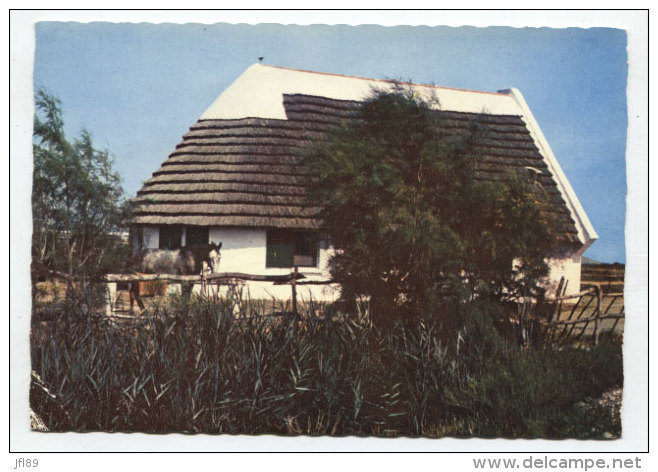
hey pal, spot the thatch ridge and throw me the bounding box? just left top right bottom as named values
left=183, top=128, right=329, bottom=140
left=133, top=203, right=321, bottom=217
left=191, top=118, right=337, bottom=133
left=131, top=215, right=322, bottom=229
left=283, top=93, right=363, bottom=107
left=191, top=115, right=530, bottom=135
left=144, top=173, right=309, bottom=186
left=164, top=155, right=302, bottom=165
left=176, top=136, right=318, bottom=148
left=132, top=192, right=308, bottom=205
left=168, top=146, right=303, bottom=157
left=138, top=182, right=308, bottom=196
left=153, top=163, right=311, bottom=176
left=182, top=124, right=536, bottom=146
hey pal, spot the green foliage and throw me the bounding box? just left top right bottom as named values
left=304, top=88, right=562, bottom=326
left=460, top=337, right=623, bottom=437
left=30, top=297, right=622, bottom=437
left=32, top=88, right=128, bottom=293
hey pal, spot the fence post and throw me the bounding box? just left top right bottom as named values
left=593, top=285, right=602, bottom=345
left=291, top=266, right=298, bottom=315
left=105, top=282, right=117, bottom=317
left=200, top=264, right=207, bottom=297
left=548, top=277, right=565, bottom=324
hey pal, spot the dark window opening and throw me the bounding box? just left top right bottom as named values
left=266, top=230, right=318, bottom=268
left=130, top=226, right=144, bottom=253
left=186, top=226, right=209, bottom=246
left=159, top=225, right=182, bottom=250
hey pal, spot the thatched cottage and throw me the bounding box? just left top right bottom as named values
left=130, top=63, right=597, bottom=299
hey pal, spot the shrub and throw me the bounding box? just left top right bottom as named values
left=303, top=88, right=562, bottom=328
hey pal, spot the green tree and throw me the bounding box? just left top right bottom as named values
left=304, top=88, right=561, bottom=327
left=32, top=88, right=127, bottom=301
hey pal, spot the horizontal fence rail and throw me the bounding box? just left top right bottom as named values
left=69, top=270, right=623, bottom=348
left=543, top=278, right=624, bottom=346
left=103, top=268, right=337, bottom=317
left=105, top=271, right=307, bottom=283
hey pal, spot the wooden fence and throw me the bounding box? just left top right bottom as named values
left=104, top=269, right=333, bottom=316
left=543, top=277, right=624, bottom=346
left=103, top=271, right=625, bottom=347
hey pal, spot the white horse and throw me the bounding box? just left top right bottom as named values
left=128, top=242, right=222, bottom=275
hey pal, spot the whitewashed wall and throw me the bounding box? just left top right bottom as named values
left=138, top=225, right=582, bottom=301
left=209, top=227, right=266, bottom=272
left=544, top=253, right=582, bottom=297
left=208, top=227, right=338, bottom=301
left=208, top=227, right=331, bottom=276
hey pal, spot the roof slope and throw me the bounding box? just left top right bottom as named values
left=131, top=64, right=593, bottom=247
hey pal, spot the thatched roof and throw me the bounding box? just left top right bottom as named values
left=132, top=67, right=584, bottom=245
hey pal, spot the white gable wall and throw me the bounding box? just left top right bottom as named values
left=201, top=64, right=522, bottom=121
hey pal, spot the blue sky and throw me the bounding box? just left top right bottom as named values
left=33, top=22, right=628, bottom=263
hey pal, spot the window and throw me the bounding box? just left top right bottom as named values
left=266, top=230, right=318, bottom=268
left=159, top=225, right=182, bottom=250
left=186, top=226, right=209, bottom=246
left=130, top=226, right=144, bottom=252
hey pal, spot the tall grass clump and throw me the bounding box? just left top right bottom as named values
left=30, top=296, right=622, bottom=437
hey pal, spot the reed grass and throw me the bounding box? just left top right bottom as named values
left=30, top=295, right=622, bottom=437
